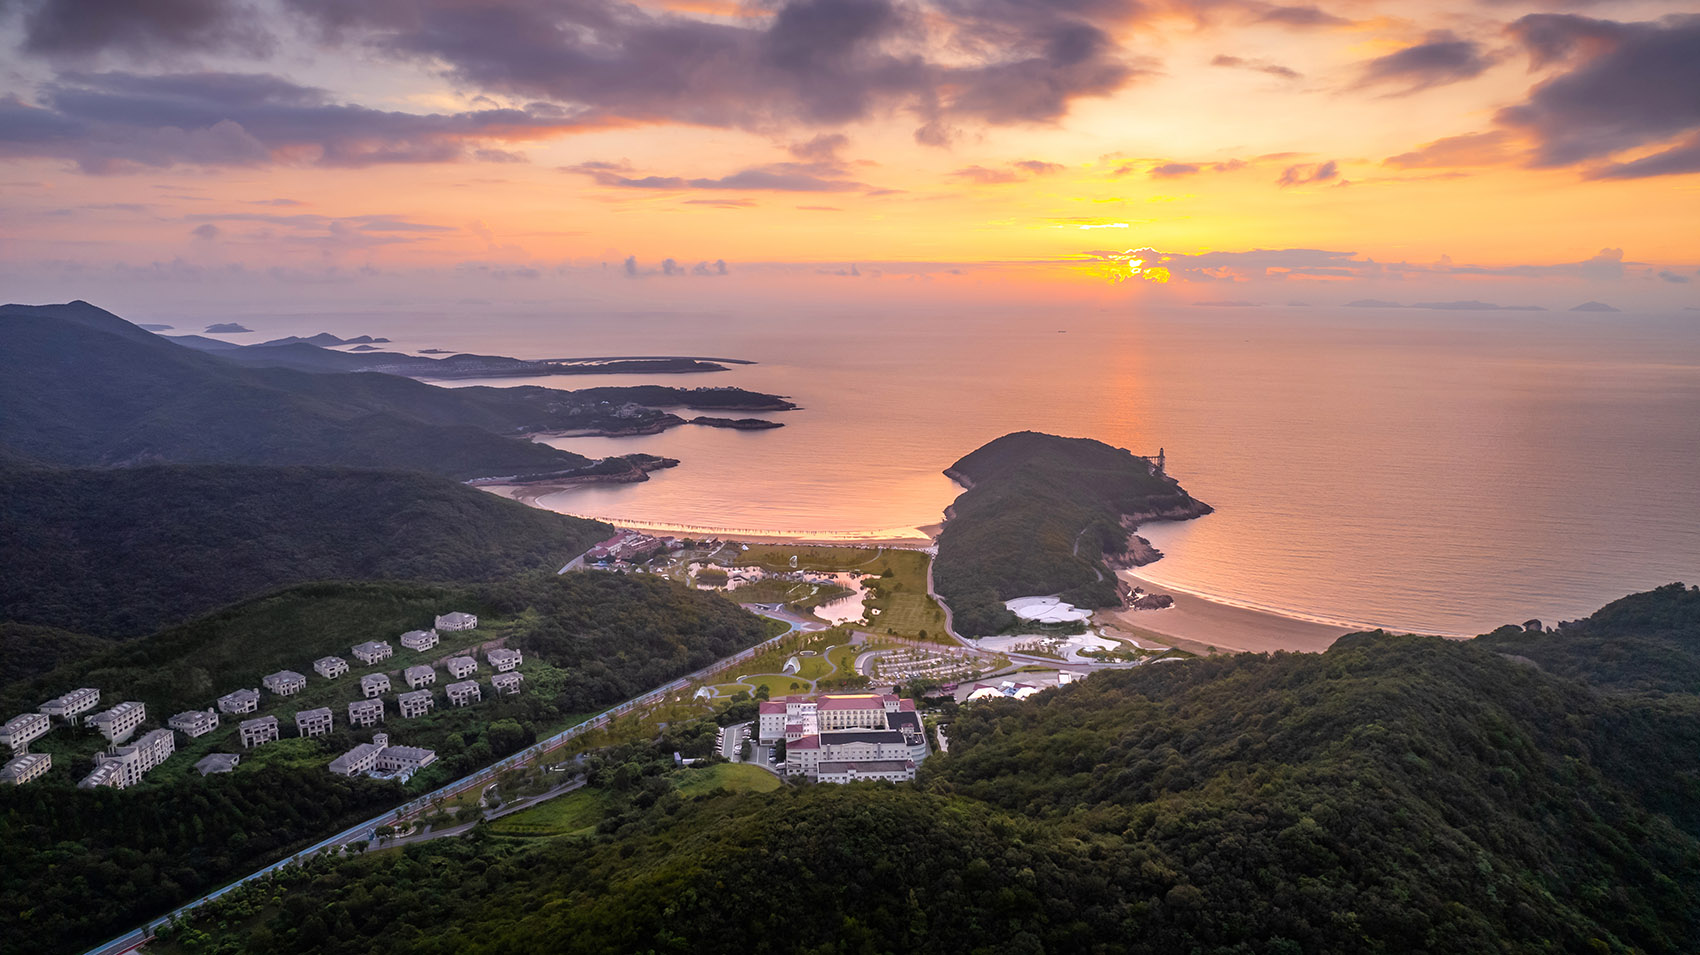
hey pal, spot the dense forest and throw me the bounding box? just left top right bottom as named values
left=0, top=462, right=610, bottom=636
left=0, top=572, right=781, bottom=954
left=934, top=432, right=1211, bottom=635
left=147, top=585, right=1700, bottom=955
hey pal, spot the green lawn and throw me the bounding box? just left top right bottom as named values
left=488, top=787, right=608, bottom=837
left=671, top=762, right=781, bottom=796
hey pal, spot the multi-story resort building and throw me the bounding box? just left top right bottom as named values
left=79, top=728, right=175, bottom=789
left=87, top=701, right=147, bottom=744
left=487, top=648, right=523, bottom=673
left=491, top=672, right=524, bottom=695
left=758, top=692, right=917, bottom=744
left=167, top=709, right=220, bottom=738
left=2, top=752, right=52, bottom=785
left=446, top=680, right=481, bottom=707
left=239, top=715, right=280, bottom=748
left=758, top=692, right=930, bottom=784
left=398, top=689, right=434, bottom=718
left=295, top=707, right=334, bottom=738
left=195, top=753, right=241, bottom=776
left=446, top=655, right=478, bottom=678
left=313, top=656, right=349, bottom=679
left=435, top=611, right=478, bottom=631
left=404, top=665, right=436, bottom=689
left=328, top=732, right=437, bottom=777
left=400, top=629, right=439, bottom=652
left=360, top=673, right=391, bottom=698
left=1, top=712, right=51, bottom=750
left=217, top=688, right=260, bottom=715
left=262, top=670, right=307, bottom=696
left=352, top=640, right=393, bottom=665
left=39, top=687, right=100, bottom=724
left=347, top=698, right=385, bottom=728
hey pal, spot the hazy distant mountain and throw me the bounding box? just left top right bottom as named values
left=256, top=332, right=392, bottom=347
left=1571, top=300, right=1621, bottom=312
left=0, top=300, right=595, bottom=480
left=0, top=461, right=610, bottom=636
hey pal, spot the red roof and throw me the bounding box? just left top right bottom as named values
left=789, top=735, right=820, bottom=750
left=758, top=701, right=786, bottom=714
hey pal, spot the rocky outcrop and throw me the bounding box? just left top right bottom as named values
left=1129, top=593, right=1174, bottom=610
left=689, top=416, right=783, bottom=430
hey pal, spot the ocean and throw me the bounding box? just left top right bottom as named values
left=251, top=303, right=1700, bottom=636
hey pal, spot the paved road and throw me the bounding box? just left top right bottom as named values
left=81, top=609, right=813, bottom=955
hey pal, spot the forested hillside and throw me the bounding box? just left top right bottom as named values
left=149, top=586, right=1700, bottom=955
left=0, top=462, right=610, bottom=636
left=1477, top=582, right=1700, bottom=694
left=0, top=573, right=781, bottom=954
left=934, top=431, right=1211, bottom=635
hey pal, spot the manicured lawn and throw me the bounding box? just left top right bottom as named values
left=489, top=787, right=608, bottom=837
left=739, top=545, right=884, bottom=572
left=672, top=762, right=781, bottom=796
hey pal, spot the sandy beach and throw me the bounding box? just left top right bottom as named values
left=1103, top=572, right=1360, bottom=654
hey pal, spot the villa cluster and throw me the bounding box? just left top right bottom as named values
left=7, top=610, right=506, bottom=787
left=758, top=692, right=929, bottom=783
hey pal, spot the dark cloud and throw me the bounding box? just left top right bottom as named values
left=789, top=133, right=849, bottom=162
left=1255, top=5, right=1349, bottom=28
left=14, top=0, right=275, bottom=61
left=1384, top=130, right=1512, bottom=168
left=1357, top=30, right=1496, bottom=94
left=204, top=322, right=252, bottom=333
left=1014, top=159, right=1064, bottom=175
left=1658, top=270, right=1691, bottom=283
left=951, top=160, right=1061, bottom=183
left=137, top=323, right=175, bottom=330
left=1500, top=14, right=1700, bottom=172
left=280, top=0, right=1150, bottom=141
left=1276, top=159, right=1337, bottom=185
left=1150, top=162, right=1200, bottom=177
left=1085, top=246, right=1644, bottom=285
left=682, top=198, right=757, bottom=208
left=0, top=71, right=608, bottom=172
left=190, top=222, right=220, bottom=239
left=1211, top=54, right=1301, bottom=79
left=565, top=158, right=864, bottom=192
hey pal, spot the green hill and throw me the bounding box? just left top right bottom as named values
left=149, top=586, right=1700, bottom=955
left=1476, top=583, right=1700, bottom=695
left=934, top=432, right=1211, bottom=635
left=0, top=462, right=610, bottom=636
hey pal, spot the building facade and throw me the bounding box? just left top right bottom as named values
left=79, top=728, right=175, bottom=789
left=400, top=629, right=439, bottom=652
left=1, top=712, right=51, bottom=750
left=487, top=648, right=522, bottom=672
left=404, top=664, right=436, bottom=689
left=360, top=673, right=391, bottom=698
left=87, top=701, right=146, bottom=743
left=352, top=640, right=393, bottom=664
left=167, top=709, right=220, bottom=738
left=435, top=611, right=478, bottom=631
left=39, top=687, right=100, bottom=724
left=195, top=753, right=240, bottom=775
left=239, top=715, right=280, bottom=748
left=815, top=759, right=917, bottom=783
left=295, top=707, right=334, bottom=738
left=2, top=752, right=51, bottom=785
left=347, top=698, right=385, bottom=727
left=313, top=656, right=349, bottom=679
left=446, top=680, right=481, bottom=707
left=491, top=672, right=524, bottom=695
left=262, top=670, right=307, bottom=696
left=446, top=655, right=478, bottom=678
left=398, top=689, right=434, bottom=718
left=217, top=688, right=260, bottom=715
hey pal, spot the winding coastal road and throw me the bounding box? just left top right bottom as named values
left=80, top=608, right=820, bottom=955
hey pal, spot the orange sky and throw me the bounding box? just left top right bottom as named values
left=1, top=0, right=1696, bottom=312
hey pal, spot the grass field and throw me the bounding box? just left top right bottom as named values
left=671, top=762, right=781, bottom=796
left=730, top=577, right=852, bottom=610
left=488, top=787, right=608, bottom=837
left=738, top=545, right=885, bottom=572
left=726, top=546, right=949, bottom=641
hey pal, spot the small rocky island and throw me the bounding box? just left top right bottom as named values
left=689, top=416, right=783, bottom=430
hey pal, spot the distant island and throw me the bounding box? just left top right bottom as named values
left=170, top=334, right=747, bottom=379
left=933, top=431, right=1212, bottom=635
left=689, top=416, right=783, bottom=430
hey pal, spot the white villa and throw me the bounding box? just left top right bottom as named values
left=446, top=655, right=478, bottom=679
left=195, top=753, right=241, bottom=776
left=167, top=709, right=220, bottom=738
left=347, top=698, right=385, bottom=727
left=217, top=688, right=260, bottom=715
left=295, top=707, right=334, bottom=738
left=329, top=732, right=436, bottom=777
left=446, top=680, right=481, bottom=707
left=491, top=672, right=524, bottom=695
left=239, top=715, right=280, bottom=748
left=313, top=656, right=349, bottom=679
left=352, top=640, right=393, bottom=665
left=360, top=673, right=391, bottom=698
left=79, top=729, right=175, bottom=789
left=404, top=664, right=436, bottom=689
left=262, top=670, right=307, bottom=696
left=87, top=701, right=147, bottom=744
left=1, top=712, right=51, bottom=750
left=2, top=752, right=51, bottom=785
left=39, top=687, right=100, bottom=724
left=435, top=611, right=478, bottom=631
left=400, top=629, right=439, bottom=652
left=397, top=689, right=434, bottom=718
left=487, top=648, right=522, bottom=673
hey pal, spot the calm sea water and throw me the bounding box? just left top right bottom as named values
left=258, top=305, right=1700, bottom=636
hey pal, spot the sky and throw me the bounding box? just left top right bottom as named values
left=1, top=0, right=1697, bottom=317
